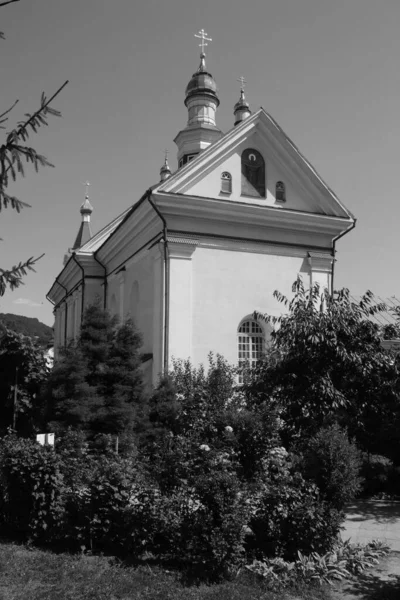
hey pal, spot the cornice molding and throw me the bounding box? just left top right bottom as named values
left=307, top=251, right=334, bottom=272
left=168, top=239, right=198, bottom=260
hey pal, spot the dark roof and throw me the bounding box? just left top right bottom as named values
left=72, top=221, right=92, bottom=250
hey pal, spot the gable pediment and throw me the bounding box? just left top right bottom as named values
left=155, top=109, right=353, bottom=220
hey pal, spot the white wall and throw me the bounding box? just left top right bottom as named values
left=168, top=244, right=308, bottom=368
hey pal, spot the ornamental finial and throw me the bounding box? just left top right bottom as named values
left=237, top=76, right=246, bottom=92
left=82, top=180, right=91, bottom=199
left=194, top=28, right=212, bottom=56
left=194, top=29, right=211, bottom=72
left=160, top=149, right=172, bottom=182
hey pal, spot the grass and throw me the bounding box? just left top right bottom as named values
left=0, top=541, right=334, bottom=600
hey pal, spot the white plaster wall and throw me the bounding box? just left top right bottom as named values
left=169, top=246, right=308, bottom=368
left=186, top=134, right=314, bottom=212
left=122, top=252, right=154, bottom=355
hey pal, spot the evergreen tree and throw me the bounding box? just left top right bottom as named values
left=46, top=303, right=144, bottom=444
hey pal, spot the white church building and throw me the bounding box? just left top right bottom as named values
left=47, top=31, right=355, bottom=386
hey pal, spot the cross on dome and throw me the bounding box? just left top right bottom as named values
left=237, top=76, right=247, bottom=92
left=82, top=180, right=91, bottom=199
left=194, top=29, right=212, bottom=56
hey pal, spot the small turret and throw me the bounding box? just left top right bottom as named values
left=160, top=151, right=172, bottom=182
left=63, top=183, right=93, bottom=265
left=174, top=29, right=223, bottom=168
left=234, top=77, right=251, bottom=126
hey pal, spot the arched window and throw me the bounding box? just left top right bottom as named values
left=276, top=181, right=286, bottom=202
left=237, top=319, right=265, bottom=381
left=221, top=171, right=232, bottom=194
left=241, top=148, right=265, bottom=198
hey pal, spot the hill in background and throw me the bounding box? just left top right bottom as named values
left=0, top=314, right=53, bottom=347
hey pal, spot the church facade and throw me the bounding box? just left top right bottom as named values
left=47, top=32, right=355, bottom=386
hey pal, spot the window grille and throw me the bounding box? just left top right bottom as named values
left=221, top=171, right=232, bottom=194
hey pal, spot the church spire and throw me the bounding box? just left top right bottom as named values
left=234, top=76, right=251, bottom=126
left=64, top=183, right=94, bottom=264
left=174, top=29, right=223, bottom=168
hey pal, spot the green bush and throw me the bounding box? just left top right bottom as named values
left=248, top=451, right=343, bottom=560
left=0, top=434, right=64, bottom=542
left=360, top=453, right=400, bottom=498
left=300, top=424, right=362, bottom=509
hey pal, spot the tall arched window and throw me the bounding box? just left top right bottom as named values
left=241, top=148, right=265, bottom=198
left=237, top=319, right=265, bottom=381
left=221, top=171, right=232, bottom=194
left=276, top=181, right=286, bottom=202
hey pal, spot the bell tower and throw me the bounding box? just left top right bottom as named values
left=174, top=29, right=223, bottom=168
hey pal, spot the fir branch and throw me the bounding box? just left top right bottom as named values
left=0, top=254, right=44, bottom=297
left=0, top=80, right=68, bottom=210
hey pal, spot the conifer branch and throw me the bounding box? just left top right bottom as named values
left=0, top=80, right=68, bottom=212
left=0, top=254, right=44, bottom=297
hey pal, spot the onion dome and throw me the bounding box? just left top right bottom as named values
left=160, top=152, right=172, bottom=182
left=184, top=54, right=220, bottom=108
left=234, top=81, right=251, bottom=126
left=80, top=195, right=93, bottom=218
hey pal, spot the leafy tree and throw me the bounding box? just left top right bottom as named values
left=248, top=277, right=400, bottom=456
left=0, top=0, right=67, bottom=295
left=46, top=303, right=144, bottom=445
left=0, top=327, right=49, bottom=435
left=0, top=313, right=53, bottom=346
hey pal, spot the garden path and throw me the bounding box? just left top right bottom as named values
left=331, top=500, right=400, bottom=599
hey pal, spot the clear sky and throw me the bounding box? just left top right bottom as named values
left=1, top=0, right=399, bottom=326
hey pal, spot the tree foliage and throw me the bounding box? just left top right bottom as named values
left=0, top=0, right=67, bottom=295
left=0, top=313, right=53, bottom=346
left=248, top=277, right=400, bottom=459
left=46, top=303, right=144, bottom=444
left=0, top=327, right=49, bottom=435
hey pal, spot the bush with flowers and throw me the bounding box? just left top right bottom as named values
left=0, top=351, right=363, bottom=583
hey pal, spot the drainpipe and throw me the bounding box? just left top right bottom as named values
left=147, top=193, right=169, bottom=374
left=331, top=219, right=357, bottom=294
left=72, top=253, right=85, bottom=318
left=93, top=253, right=107, bottom=309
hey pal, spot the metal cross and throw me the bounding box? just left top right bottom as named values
left=194, top=29, right=212, bottom=54
left=82, top=181, right=91, bottom=197
left=237, top=76, right=247, bottom=91
left=164, top=149, right=169, bottom=162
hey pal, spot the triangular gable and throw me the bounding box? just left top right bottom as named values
left=155, top=108, right=353, bottom=220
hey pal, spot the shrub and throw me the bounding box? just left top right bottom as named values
left=360, top=453, right=400, bottom=498
left=248, top=451, right=343, bottom=560
left=0, top=434, right=64, bottom=542
left=300, top=424, right=362, bottom=509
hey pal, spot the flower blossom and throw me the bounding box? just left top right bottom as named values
left=199, top=444, right=210, bottom=451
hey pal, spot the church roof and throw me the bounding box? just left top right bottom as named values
left=72, top=221, right=92, bottom=250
